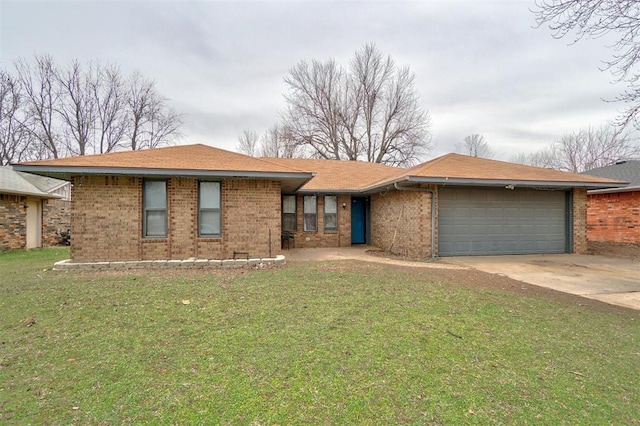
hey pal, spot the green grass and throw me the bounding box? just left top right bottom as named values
left=1, top=248, right=638, bottom=424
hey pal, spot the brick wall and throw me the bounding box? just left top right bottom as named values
left=285, top=194, right=351, bottom=249
left=370, top=187, right=434, bottom=258
left=222, top=179, right=281, bottom=258
left=169, top=177, right=197, bottom=259
left=42, top=198, right=70, bottom=247
left=69, top=175, right=281, bottom=262
left=572, top=187, right=588, bottom=254
left=587, top=190, right=640, bottom=244
left=71, top=176, right=142, bottom=262
left=0, top=194, right=27, bottom=250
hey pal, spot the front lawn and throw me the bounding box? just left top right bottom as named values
left=1, top=248, right=638, bottom=424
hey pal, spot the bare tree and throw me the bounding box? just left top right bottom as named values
left=9, top=56, right=182, bottom=159
left=15, top=55, right=62, bottom=158
left=280, top=44, right=432, bottom=166
left=456, top=134, right=494, bottom=158
left=125, top=72, right=182, bottom=151
left=90, top=63, right=128, bottom=154
left=237, top=129, right=260, bottom=156
left=55, top=60, right=96, bottom=156
left=533, top=1, right=640, bottom=128
left=0, top=69, right=30, bottom=165
left=522, top=125, right=640, bottom=172
left=509, top=152, right=531, bottom=165
left=259, top=124, right=300, bottom=158
left=283, top=59, right=346, bottom=160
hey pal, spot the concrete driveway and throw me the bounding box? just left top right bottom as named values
left=443, top=254, right=640, bottom=310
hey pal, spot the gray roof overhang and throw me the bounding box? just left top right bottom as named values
left=588, top=184, right=640, bottom=195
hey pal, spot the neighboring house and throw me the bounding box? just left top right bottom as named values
left=13, top=144, right=622, bottom=262
left=582, top=160, right=640, bottom=248
left=0, top=166, right=71, bottom=250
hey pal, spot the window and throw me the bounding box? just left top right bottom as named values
left=282, top=195, right=296, bottom=232
left=303, top=195, right=317, bottom=231
left=143, top=180, right=167, bottom=238
left=324, top=195, right=338, bottom=231
left=199, top=181, right=221, bottom=237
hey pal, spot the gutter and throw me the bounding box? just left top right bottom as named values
left=397, top=176, right=624, bottom=189
left=1, top=190, right=62, bottom=199
left=393, top=182, right=436, bottom=259
left=587, top=184, right=640, bottom=195
left=12, top=165, right=314, bottom=179
left=363, top=176, right=625, bottom=193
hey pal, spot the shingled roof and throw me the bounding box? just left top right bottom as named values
left=261, top=157, right=400, bottom=192
left=14, top=144, right=315, bottom=192
left=365, top=153, right=625, bottom=190
left=0, top=167, right=62, bottom=198
left=16, top=144, right=309, bottom=175
left=13, top=145, right=625, bottom=193
left=583, top=160, right=640, bottom=194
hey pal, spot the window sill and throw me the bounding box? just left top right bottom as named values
left=198, top=236, right=222, bottom=241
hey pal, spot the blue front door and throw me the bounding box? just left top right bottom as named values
left=351, top=198, right=366, bottom=244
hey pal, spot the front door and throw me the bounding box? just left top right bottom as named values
left=351, top=197, right=366, bottom=244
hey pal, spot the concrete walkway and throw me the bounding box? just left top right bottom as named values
left=284, top=247, right=640, bottom=310
left=283, top=246, right=463, bottom=269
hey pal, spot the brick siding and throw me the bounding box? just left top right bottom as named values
left=71, top=176, right=141, bottom=262
left=284, top=194, right=351, bottom=249
left=69, top=175, right=281, bottom=262
left=587, top=190, right=640, bottom=244
left=572, top=188, right=588, bottom=254
left=42, top=198, right=71, bottom=247
left=0, top=194, right=27, bottom=250
left=370, top=187, right=435, bottom=258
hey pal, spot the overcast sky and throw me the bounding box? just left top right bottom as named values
left=0, top=0, right=624, bottom=161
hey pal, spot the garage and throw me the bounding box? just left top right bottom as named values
left=438, top=187, right=569, bottom=256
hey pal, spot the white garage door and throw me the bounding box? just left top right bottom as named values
left=438, top=187, right=568, bottom=256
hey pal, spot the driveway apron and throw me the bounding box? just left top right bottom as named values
left=442, top=254, right=640, bottom=310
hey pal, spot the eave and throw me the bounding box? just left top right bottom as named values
left=362, top=176, right=628, bottom=193
left=12, top=165, right=315, bottom=194
left=588, top=185, right=640, bottom=195
left=0, top=189, right=62, bottom=199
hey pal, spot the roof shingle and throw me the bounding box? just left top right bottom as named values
left=17, top=144, right=309, bottom=175
left=365, top=153, right=624, bottom=189
left=583, top=160, right=640, bottom=187
left=261, top=157, right=400, bottom=192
